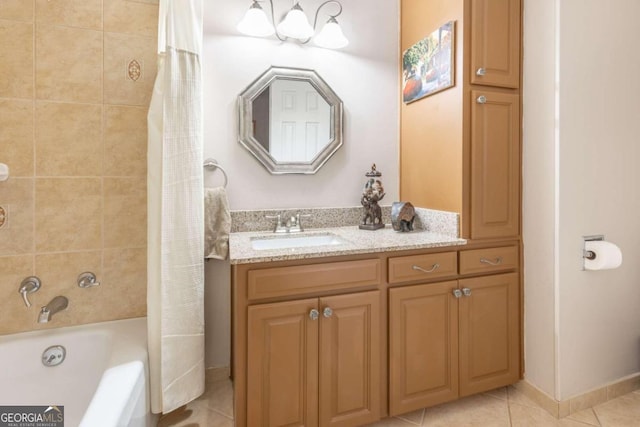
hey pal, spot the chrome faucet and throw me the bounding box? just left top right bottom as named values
left=266, top=213, right=311, bottom=233
left=38, top=296, right=69, bottom=323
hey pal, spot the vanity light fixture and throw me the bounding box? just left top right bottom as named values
left=237, top=0, right=349, bottom=49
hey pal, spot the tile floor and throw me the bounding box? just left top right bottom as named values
left=158, top=378, right=640, bottom=426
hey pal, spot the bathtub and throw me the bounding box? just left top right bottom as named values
left=0, top=317, right=156, bottom=427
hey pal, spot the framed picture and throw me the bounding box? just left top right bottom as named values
left=402, top=20, right=455, bottom=104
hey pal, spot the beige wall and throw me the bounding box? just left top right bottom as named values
left=524, top=0, right=640, bottom=400
left=0, top=0, right=158, bottom=335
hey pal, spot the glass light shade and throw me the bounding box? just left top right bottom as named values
left=314, top=17, right=348, bottom=49
left=276, top=3, right=314, bottom=40
left=237, top=2, right=275, bottom=37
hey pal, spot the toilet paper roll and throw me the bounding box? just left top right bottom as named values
left=0, top=163, right=8, bottom=182
left=584, top=240, right=622, bottom=270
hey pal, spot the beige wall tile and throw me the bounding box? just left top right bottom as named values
left=104, top=105, right=147, bottom=176
left=36, top=0, right=102, bottom=30
left=102, top=247, right=146, bottom=318
left=35, top=178, right=102, bottom=252
left=0, top=99, right=34, bottom=177
left=104, top=32, right=157, bottom=106
left=104, top=0, right=158, bottom=37
left=0, top=255, right=35, bottom=335
left=103, top=177, right=146, bottom=248
left=35, top=24, right=102, bottom=103
left=0, top=21, right=33, bottom=99
left=34, top=251, right=102, bottom=324
left=0, top=0, right=34, bottom=21
left=0, top=178, right=34, bottom=255
left=35, top=102, right=103, bottom=176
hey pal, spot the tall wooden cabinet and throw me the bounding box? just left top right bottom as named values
left=400, top=0, right=522, bottom=241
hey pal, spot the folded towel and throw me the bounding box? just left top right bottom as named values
left=204, top=187, right=231, bottom=260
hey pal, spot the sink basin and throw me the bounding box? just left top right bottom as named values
left=250, top=233, right=347, bottom=251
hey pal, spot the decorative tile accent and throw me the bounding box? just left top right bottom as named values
left=0, top=205, right=6, bottom=229
left=127, top=59, right=142, bottom=82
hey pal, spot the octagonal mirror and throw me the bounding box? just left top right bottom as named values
left=238, top=66, right=343, bottom=174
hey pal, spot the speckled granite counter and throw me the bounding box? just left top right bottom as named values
left=229, top=225, right=467, bottom=264
left=228, top=206, right=466, bottom=264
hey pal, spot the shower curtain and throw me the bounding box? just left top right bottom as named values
left=147, top=0, right=204, bottom=414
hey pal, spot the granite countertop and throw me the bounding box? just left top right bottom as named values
left=229, top=225, right=467, bottom=264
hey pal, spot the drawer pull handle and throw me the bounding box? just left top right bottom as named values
left=476, top=67, right=486, bottom=76
left=309, top=309, right=319, bottom=321
left=477, top=95, right=487, bottom=104
left=412, top=263, right=440, bottom=274
left=480, top=257, right=503, bottom=266
left=462, top=288, right=472, bottom=297
left=323, top=307, right=333, bottom=318
left=452, top=289, right=463, bottom=299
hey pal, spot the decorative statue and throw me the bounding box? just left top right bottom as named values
left=391, top=202, right=416, bottom=232
left=359, top=164, right=385, bottom=230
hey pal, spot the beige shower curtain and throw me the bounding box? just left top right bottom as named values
left=147, top=0, right=204, bottom=414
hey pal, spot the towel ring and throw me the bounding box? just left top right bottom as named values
left=203, top=158, right=228, bottom=188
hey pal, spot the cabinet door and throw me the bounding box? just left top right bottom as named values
left=389, top=281, right=459, bottom=416
left=458, top=273, right=519, bottom=396
left=470, top=90, right=520, bottom=239
left=247, top=299, right=319, bottom=427
left=319, top=291, right=381, bottom=427
left=469, top=0, right=521, bottom=88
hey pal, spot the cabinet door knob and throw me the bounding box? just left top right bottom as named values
left=476, top=95, right=487, bottom=104
left=480, top=256, right=503, bottom=266
left=309, top=309, right=319, bottom=321
left=462, top=288, right=472, bottom=297
left=476, top=67, right=486, bottom=76
left=323, top=307, right=333, bottom=318
left=452, top=289, right=463, bottom=299
left=412, top=263, right=440, bottom=274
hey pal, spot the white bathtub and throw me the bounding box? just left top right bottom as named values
left=0, top=317, right=156, bottom=427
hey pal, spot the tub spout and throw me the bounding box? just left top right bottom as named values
left=38, top=296, right=68, bottom=323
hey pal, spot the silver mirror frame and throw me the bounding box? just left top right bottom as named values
left=238, top=66, right=343, bottom=174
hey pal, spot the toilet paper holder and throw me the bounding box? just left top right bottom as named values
left=582, top=235, right=604, bottom=268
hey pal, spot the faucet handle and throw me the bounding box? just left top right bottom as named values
left=77, top=272, right=100, bottom=288
left=295, top=213, right=312, bottom=232
left=19, top=276, right=41, bottom=308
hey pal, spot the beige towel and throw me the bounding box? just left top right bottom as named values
left=204, top=187, right=231, bottom=259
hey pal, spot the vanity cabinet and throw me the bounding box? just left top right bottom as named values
left=247, top=291, right=381, bottom=427
left=388, top=246, right=520, bottom=416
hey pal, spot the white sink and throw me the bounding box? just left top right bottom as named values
left=250, top=233, right=347, bottom=251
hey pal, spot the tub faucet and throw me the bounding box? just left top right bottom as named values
left=38, top=296, right=69, bottom=323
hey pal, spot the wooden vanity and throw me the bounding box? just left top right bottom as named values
left=231, top=236, right=521, bottom=427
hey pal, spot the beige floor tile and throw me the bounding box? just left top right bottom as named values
left=365, top=417, right=416, bottom=426
left=508, top=385, right=544, bottom=410
left=593, top=391, right=640, bottom=426
left=421, top=394, right=510, bottom=426
left=485, top=386, right=508, bottom=401
left=158, top=403, right=233, bottom=427
left=566, top=408, right=600, bottom=426
left=197, top=378, right=234, bottom=419
left=510, top=403, right=594, bottom=427
left=395, top=408, right=424, bottom=425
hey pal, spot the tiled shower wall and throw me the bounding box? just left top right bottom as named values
left=0, top=0, right=158, bottom=334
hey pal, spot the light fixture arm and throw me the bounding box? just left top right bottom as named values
left=266, top=0, right=288, bottom=41
left=301, top=0, right=343, bottom=44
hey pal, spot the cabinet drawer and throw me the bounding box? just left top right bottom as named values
left=388, top=252, right=457, bottom=284
left=459, top=246, right=518, bottom=275
left=247, top=259, right=381, bottom=300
